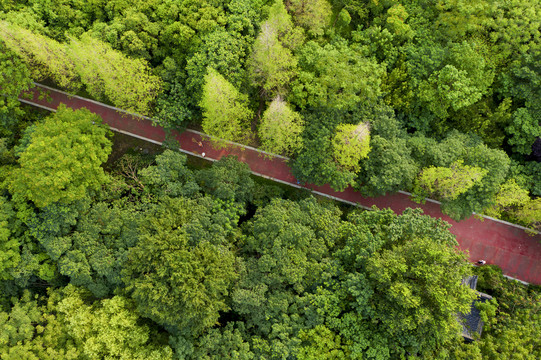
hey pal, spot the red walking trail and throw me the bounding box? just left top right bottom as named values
left=20, top=84, right=541, bottom=285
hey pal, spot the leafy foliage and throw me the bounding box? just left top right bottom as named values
left=292, top=110, right=357, bottom=190
left=68, top=34, right=162, bottom=115
left=139, top=150, right=200, bottom=198
left=291, top=39, right=384, bottom=110
left=248, top=1, right=300, bottom=98
left=200, top=68, right=253, bottom=143
left=0, top=44, right=32, bottom=115
left=0, top=20, right=80, bottom=91
left=197, top=155, right=255, bottom=206
left=122, top=196, right=239, bottom=335
left=356, top=135, right=419, bottom=197
left=414, top=160, right=487, bottom=201
left=259, top=96, right=304, bottom=156
left=332, top=122, right=371, bottom=171
left=8, top=105, right=112, bottom=208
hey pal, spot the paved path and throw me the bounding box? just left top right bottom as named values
left=20, top=84, right=541, bottom=285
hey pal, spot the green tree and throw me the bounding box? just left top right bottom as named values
left=514, top=198, right=541, bottom=231
left=53, top=201, right=141, bottom=297
left=55, top=286, right=174, bottom=360
left=139, top=149, right=200, bottom=198
left=200, top=68, right=254, bottom=143
left=356, top=135, right=419, bottom=196
left=196, top=155, right=255, bottom=206
left=296, top=325, right=347, bottom=360
left=186, top=29, right=250, bottom=102
left=442, top=143, right=510, bottom=220
left=191, top=323, right=255, bottom=360
left=0, top=196, right=20, bottom=280
left=505, top=108, right=541, bottom=156
left=9, top=105, right=111, bottom=208
left=248, top=22, right=297, bottom=98
left=258, top=96, right=304, bottom=156
left=233, top=197, right=340, bottom=358
left=414, top=160, right=488, bottom=201
left=68, top=34, right=162, bottom=115
left=0, top=20, right=80, bottom=91
left=332, top=122, right=371, bottom=171
left=0, top=290, right=77, bottom=360
left=292, top=110, right=357, bottom=191
left=291, top=40, right=384, bottom=110
left=0, top=44, right=32, bottom=115
left=484, top=179, right=530, bottom=219
left=0, top=286, right=174, bottom=359
left=316, top=208, right=476, bottom=359
left=289, top=0, right=332, bottom=37
left=472, top=265, right=541, bottom=359
left=122, top=196, right=239, bottom=335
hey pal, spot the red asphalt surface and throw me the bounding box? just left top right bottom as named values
left=20, top=84, right=541, bottom=285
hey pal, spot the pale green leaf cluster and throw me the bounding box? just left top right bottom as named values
left=514, top=198, right=541, bottom=231
left=248, top=23, right=297, bottom=98
left=289, top=0, right=332, bottom=37
left=415, top=160, right=488, bottom=201
left=484, top=179, right=530, bottom=218
left=0, top=21, right=161, bottom=115
left=200, top=68, right=253, bottom=143
left=56, top=286, right=174, bottom=360
left=0, top=44, right=32, bottom=115
left=0, top=287, right=174, bottom=360
left=8, top=105, right=112, bottom=208
left=259, top=96, right=304, bottom=156
left=0, top=20, right=80, bottom=91
left=248, top=0, right=300, bottom=98
left=385, top=4, right=414, bottom=40
left=68, top=34, right=162, bottom=115
left=332, top=122, right=371, bottom=171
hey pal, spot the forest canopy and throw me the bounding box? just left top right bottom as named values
left=0, top=103, right=539, bottom=358
left=0, top=0, right=540, bottom=358
left=1, top=0, right=538, bottom=228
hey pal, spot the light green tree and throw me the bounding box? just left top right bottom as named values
left=185, top=29, right=250, bottom=101
left=56, top=286, right=174, bottom=360
left=332, top=122, right=371, bottom=171
left=9, top=105, right=112, bottom=208
left=0, top=20, right=80, bottom=91
left=505, top=108, right=541, bottom=156
left=0, top=286, right=174, bottom=360
left=68, top=34, right=162, bottom=115
left=259, top=96, right=304, bottom=156
left=200, top=68, right=253, bottom=143
left=414, top=160, right=488, bottom=201
left=0, top=21, right=161, bottom=115
left=0, top=44, right=32, bottom=115
left=484, top=179, right=530, bottom=218
left=248, top=23, right=297, bottom=97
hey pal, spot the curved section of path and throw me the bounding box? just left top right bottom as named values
left=20, top=84, right=541, bottom=285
